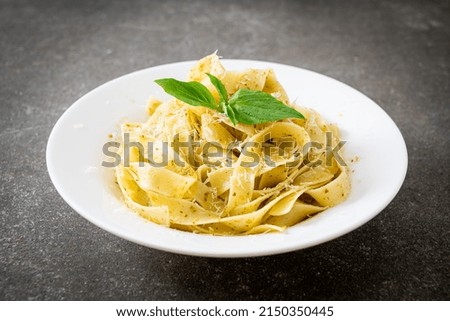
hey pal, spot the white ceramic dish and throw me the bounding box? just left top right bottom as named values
left=46, top=59, right=407, bottom=257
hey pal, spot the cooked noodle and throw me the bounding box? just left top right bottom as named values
left=114, top=54, right=350, bottom=235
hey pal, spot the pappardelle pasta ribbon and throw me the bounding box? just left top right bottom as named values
left=113, top=54, right=350, bottom=235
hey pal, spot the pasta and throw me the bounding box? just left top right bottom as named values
left=114, top=54, right=350, bottom=235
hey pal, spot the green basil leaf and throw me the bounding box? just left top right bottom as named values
left=206, top=73, right=228, bottom=103
left=223, top=102, right=238, bottom=125
left=154, top=78, right=219, bottom=111
left=228, top=89, right=305, bottom=125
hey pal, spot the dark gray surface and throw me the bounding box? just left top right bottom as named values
left=1, top=0, right=449, bottom=300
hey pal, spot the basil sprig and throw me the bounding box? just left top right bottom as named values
left=154, top=74, right=304, bottom=125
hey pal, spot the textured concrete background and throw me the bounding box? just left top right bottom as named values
left=1, top=0, right=449, bottom=300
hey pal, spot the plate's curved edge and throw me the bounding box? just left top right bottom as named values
left=46, top=59, right=409, bottom=257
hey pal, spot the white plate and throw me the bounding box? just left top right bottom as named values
left=46, top=60, right=408, bottom=257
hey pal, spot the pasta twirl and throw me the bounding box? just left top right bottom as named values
left=114, top=53, right=350, bottom=235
